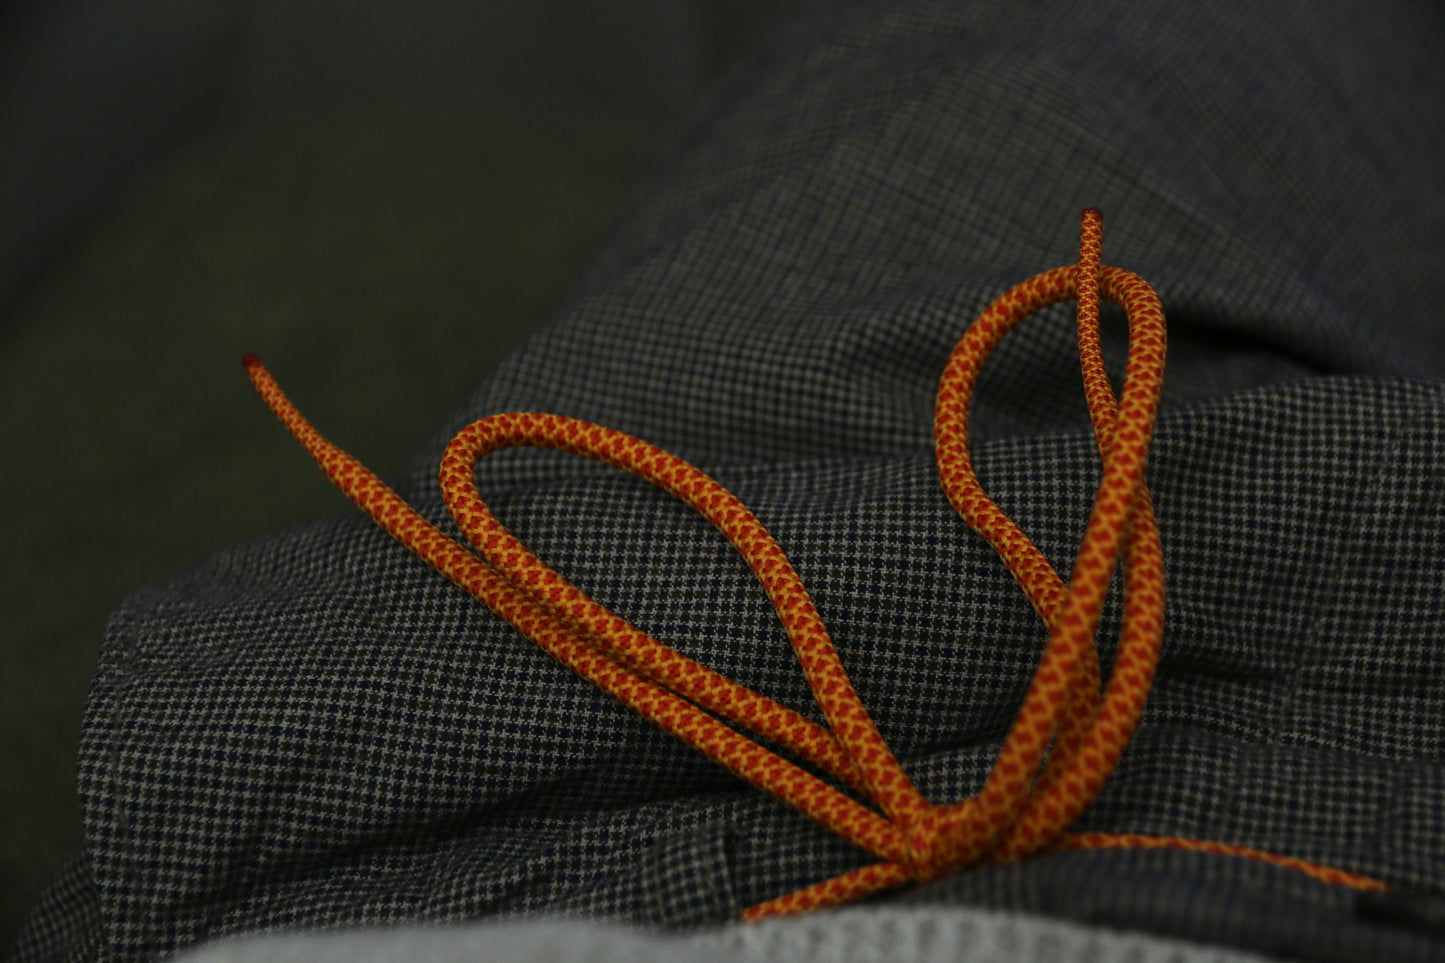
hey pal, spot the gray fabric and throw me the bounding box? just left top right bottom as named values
left=170, top=906, right=1276, bottom=963
left=169, top=919, right=739, bottom=963
left=10, top=0, right=1445, bottom=960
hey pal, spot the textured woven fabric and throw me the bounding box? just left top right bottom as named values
left=10, top=0, right=1445, bottom=960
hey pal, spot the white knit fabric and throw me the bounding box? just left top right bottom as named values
left=173, top=906, right=1274, bottom=963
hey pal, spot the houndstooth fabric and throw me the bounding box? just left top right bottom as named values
left=11, top=0, right=1445, bottom=960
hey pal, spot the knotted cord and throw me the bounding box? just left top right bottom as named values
left=243, top=209, right=1385, bottom=919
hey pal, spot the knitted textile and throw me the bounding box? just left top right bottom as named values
left=171, top=906, right=1278, bottom=963
left=11, top=0, right=1445, bottom=960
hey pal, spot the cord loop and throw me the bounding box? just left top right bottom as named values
left=243, top=209, right=1386, bottom=920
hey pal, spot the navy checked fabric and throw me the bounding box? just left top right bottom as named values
left=10, top=0, right=1445, bottom=960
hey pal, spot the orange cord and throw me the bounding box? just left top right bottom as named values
left=242, top=209, right=1386, bottom=919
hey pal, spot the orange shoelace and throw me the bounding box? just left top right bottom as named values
left=243, top=209, right=1385, bottom=919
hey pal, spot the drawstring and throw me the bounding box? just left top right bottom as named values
left=243, top=209, right=1385, bottom=919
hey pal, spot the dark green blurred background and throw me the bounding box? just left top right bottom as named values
left=0, top=0, right=784, bottom=943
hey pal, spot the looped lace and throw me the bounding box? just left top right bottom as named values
left=243, top=209, right=1386, bottom=919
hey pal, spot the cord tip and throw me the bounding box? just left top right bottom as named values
left=1082, top=206, right=1102, bottom=219
left=242, top=352, right=260, bottom=370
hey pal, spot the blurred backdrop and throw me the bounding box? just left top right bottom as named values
left=0, top=0, right=785, bottom=941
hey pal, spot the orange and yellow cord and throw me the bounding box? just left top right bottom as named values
left=242, top=209, right=1385, bottom=919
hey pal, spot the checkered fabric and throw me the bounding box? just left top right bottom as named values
left=11, top=0, right=1445, bottom=960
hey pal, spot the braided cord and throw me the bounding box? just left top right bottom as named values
left=243, top=209, right=1385, bottom=919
